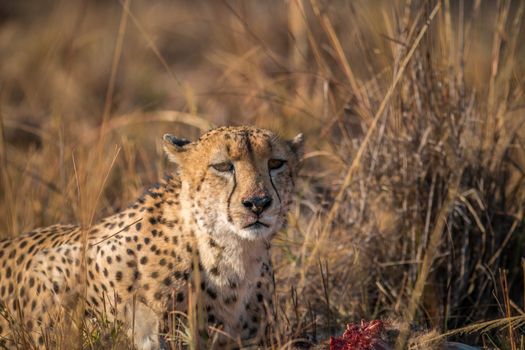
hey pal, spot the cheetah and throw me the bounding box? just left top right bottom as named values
left=0, top=126, right=304, bottom=349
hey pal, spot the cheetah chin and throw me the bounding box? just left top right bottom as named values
left=0, top=126, right=303, bottom=349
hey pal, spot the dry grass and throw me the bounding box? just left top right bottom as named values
left=1, top=0, right=525, bottom=348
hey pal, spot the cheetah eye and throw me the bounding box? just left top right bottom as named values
left=268, top=159, right=286, bottom=170
left=211, top=162, right=234, bottom=172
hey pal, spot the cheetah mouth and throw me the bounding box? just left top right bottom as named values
left=243, top=221, right=270, bottom=229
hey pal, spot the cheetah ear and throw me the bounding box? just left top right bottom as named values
left=287, top=133, right=304, bottom=160
left=163, top=134, right=191, bottom=163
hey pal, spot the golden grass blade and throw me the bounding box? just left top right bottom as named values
left=100, top=0, right=131, bottom=140
left=396, top=172, right=462, bottom=350
left=302, top=2, right=442, bottom=280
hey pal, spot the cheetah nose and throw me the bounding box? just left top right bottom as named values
left=242, top=195, right=272, bottom=215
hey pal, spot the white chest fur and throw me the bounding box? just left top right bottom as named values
left=196, top=232, right=269, bottom=329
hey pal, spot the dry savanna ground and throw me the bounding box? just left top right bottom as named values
left=1, top=0, right=525, bottom=349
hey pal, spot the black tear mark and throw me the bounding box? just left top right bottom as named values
left=227, top=171, right=237, bottom=223
left=269, top=170, right=281, bottom=204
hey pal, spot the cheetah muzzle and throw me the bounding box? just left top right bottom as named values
left=0, top=126, right=304, bottom=349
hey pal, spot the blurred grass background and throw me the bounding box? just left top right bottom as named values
left=1, top=0, right=525, bottom=348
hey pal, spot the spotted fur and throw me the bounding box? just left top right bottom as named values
left=0, top=126, right=303, bottom=349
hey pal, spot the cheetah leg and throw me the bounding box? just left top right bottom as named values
left=124, top=300, right=161, bottom=350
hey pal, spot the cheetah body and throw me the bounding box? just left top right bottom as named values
left=0, top=126, right=303, bottom=349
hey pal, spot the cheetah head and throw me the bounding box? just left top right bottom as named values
left=163, top=126, right=303, bottom=241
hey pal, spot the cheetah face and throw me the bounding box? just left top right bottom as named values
left=163, top=126, right=303, bottom=240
